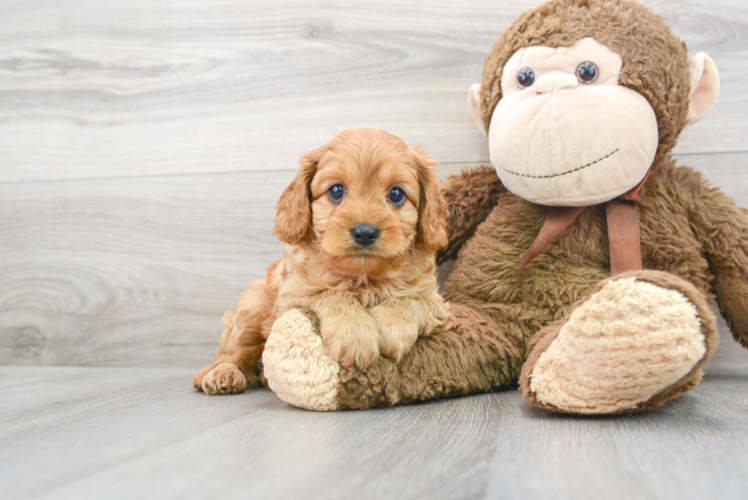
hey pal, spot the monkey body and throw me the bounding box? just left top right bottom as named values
left=312, top=157, right=742, bottom=411
left=258, top=0, right=748, bottom=414
left=446, top=159, right=717, bottom=335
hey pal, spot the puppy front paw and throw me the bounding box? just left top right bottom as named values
left=201, top=362, right=247, bottom=395
left=369, top=304, right=419, bottom=362
left=319, top=310, right=380, bottom=370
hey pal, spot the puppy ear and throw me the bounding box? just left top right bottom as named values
left=274, top=146, right=324, bottom=245
left=411, top=146, right=448, bottom=252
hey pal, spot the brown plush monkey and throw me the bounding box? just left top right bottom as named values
left=261, top=0, right=747, bottom=414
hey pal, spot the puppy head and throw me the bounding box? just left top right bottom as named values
left=274, top=129, right=447, bottom=276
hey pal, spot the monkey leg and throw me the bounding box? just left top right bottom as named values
left=262, top=303, right=526, bottom=411
left=519, top=270, right=719, bottom=415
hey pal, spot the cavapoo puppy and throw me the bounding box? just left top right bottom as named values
left=194, top=128, right=452, bottom=395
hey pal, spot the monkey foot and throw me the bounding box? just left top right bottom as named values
left=520, top=270, right=719, bottom=414
left=263, top=308, right=341, bottom=411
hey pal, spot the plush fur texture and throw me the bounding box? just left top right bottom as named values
left=520, top=269, right=720, bottom=413
left=485, top=37, right=660, bottom=206
left=194, top=129, right=452, bottom=394
left=261, top=0, right=747, bottom=414
left=270, top=155, right=741, bottom=412
left=263, top=308, right=340, bottom=411
left=527, top=275, right=708, bottom=414
left=479, top=0, right=690, bottom=169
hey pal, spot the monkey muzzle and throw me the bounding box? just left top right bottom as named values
left=488, top=84, right=659, bottom=207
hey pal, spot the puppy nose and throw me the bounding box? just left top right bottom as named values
left=351, top=224, right=379, bottom=247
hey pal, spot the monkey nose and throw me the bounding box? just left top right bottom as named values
left=351, top=224, right=379, bottom=247
left=534, top=74, right=579, bottom=94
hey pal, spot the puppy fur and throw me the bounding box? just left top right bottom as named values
left=194, top=129, right=452, bottom=395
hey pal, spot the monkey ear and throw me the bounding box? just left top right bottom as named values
left=686, top=53, right=720, bottom=126
left=410, top=146, right=448, bottom=252
left=467, top=83, right=487, bottom=136
left=273, top=149, right=321, bottom=245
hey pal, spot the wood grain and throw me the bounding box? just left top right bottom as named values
left=0, top=153, right=746, bottom=368
left=3, top=153, right=748, bottom=367
left=0, top=170, right=291, bottom=366
left=0, top=0, right=746, bottom=183
left=1, top=0, right=748, bottom=369
left=0, top=365, right=746, bottom=499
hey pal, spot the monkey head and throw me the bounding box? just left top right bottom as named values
left=468, top=0, right=720, bottom=207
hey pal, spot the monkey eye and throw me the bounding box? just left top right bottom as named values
left=387, top=186, right=406, bottom=207
left=576, top=61, right=599, bottom=84
left=328, top=184, right=345, bottom=203
left=517, top=67, right=535, bottom=88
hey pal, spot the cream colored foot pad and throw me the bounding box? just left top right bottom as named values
left=530, top=277, right=705, bottom=414
left=263, top=309, right=340, bottom=411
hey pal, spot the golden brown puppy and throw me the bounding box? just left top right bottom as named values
left=193, top=129, right=451, bottom=395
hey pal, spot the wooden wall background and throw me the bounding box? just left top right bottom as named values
left=1, top=0, right=747, bottom=368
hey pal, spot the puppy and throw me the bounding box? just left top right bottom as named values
left=193, top=129, right=451, bottom=395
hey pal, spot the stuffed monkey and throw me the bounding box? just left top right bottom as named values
left=261, top=0, right=747, bottom=414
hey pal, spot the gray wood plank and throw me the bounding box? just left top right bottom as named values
left=487, top=371, right=748, bottom=500
left=3, top=154, right=748, bottom=367
left=0, top=367, right=279, bottom=498
left=0, top=366, right=746, bottom=500
left=0, top=0, right=745, bottom=183
left=0, top=170, right=291, bottom=367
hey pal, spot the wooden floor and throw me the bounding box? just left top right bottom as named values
left=1, top=361, right=747, bottom=500
left=2, top=0, right=748, bottom=498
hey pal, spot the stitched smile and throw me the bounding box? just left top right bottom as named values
left=499, top=148, right=620, bottom=179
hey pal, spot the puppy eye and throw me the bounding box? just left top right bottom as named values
left=576, top=61, right=598, bottom=84
left=328, top=184, right=345, bottom=203
left=517, top=67, right=535, bottom=88
left=387, top=186, right=406, bottom=207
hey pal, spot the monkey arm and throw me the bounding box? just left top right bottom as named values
left=263, top=302, right=522, bottom=410
left=676, top=166, right=748, bottom=349
left=436, top=165, right=504, bottom=264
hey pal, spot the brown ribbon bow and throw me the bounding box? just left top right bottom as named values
left=516, top=172, right=651, bottom=276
